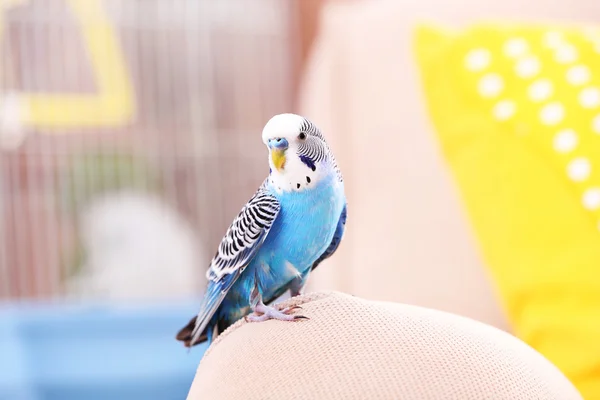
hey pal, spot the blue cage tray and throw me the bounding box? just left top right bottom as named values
left=0, top=299, right=207, bottom=400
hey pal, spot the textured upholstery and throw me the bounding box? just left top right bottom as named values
left=187, top=292, right=582, bottom=399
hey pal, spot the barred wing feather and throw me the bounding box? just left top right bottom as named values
left=189, top=183, right=280, bottom=344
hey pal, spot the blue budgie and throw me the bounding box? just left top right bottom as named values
left=176, top=113, right=347, bottom=348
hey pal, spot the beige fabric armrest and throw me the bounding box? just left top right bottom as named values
left=186, top=292, right=582, bottom=400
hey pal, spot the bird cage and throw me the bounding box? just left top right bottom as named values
left=0, top=0, right=300, bottom=302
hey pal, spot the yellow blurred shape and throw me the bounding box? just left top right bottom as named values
left=415, top=23, right=600, bottom=399
left=0, top=0, right=134, bottom=131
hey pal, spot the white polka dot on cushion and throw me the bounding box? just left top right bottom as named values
left=567, top=157, right=591, bottom=181
left=579, top=87, right=600, bottom=108
left=528, top=79, right=553, bottom=102
left=515, top=56, right=540, bottom=78
left=543, top=31, right=564, bottom=48
left=566, top=65, right=591, bottom=86
left=493, top=100, right=516, bottom=121
left=554, top=44, right=578, bottom=64
left=540, top=102, right=565, bottom=125
left=478, top=73, right=504, bottom=98
left=592, top=114, right=600, bottom=133
left=465, top=48, right=491, bottom=72
left=583, top=27, right=600, bottom=41
left=503, top=38, right=529, bottom=58
left=553, top=129, right=578, bottom=153
left=582, top=188, right=600, bottom=210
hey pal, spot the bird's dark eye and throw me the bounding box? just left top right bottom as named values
left=298, top=132, right=307, bottom=140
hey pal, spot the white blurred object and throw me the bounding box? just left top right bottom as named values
left=66, top=191, right=206, bottom=301
left=0, top=92, right=28, bottom=150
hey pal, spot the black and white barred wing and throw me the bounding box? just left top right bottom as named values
left=188, top=185, right=280, bottom=345
left=207, top=186, right=281, bottom=282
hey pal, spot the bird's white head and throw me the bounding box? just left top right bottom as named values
left=262, top=113, right=340, bottom=193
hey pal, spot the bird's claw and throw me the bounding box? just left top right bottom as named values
left=281, top=305, right=303, bottom=313
left=246, top=303, right=308, bottom=323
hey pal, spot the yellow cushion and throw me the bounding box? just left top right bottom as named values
left=414, top=23, right=600, bottom=398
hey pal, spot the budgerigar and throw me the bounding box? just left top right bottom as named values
left=176, top=113, right=347, bottom=348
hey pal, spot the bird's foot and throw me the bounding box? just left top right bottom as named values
left=246, top=303, right=307, bottom=323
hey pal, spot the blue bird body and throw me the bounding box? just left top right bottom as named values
left=177, top=114, right=347, bottom=347
left=216, top=173, right=345, bottom=327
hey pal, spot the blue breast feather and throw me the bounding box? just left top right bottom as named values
left=217, top=173, right=345, bottom=321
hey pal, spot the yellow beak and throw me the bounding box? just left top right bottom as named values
left=270, top=149, right=286, bottom=171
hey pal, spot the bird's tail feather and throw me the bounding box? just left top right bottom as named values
left=181, top=280, right=228, bottom=347
left=175, top=315, right=206, bottom=347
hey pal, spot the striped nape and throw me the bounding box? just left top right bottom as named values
left=300, top=118, right=324, bottom=140
left=330, top=152, right=343, bottom=183
left=298, top=118, right=343, bottom=183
